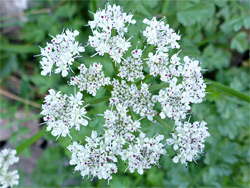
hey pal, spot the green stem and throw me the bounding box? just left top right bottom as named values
left=135, top=75, right=153, bottom=86
left=83, top=95, right=110, bottom=106
left=134, top=45, right=155, bottom=86
left=154, top=116, right=172, bottom=131
left=206, top=79, right=250, bottom=103
left=16, top=127, right=46, bottom=155
left=230, top=0, right=245, bottom=13
left=112, top=61, right=118, bottom=76
left=198, top=31, right=223, bottom=47
left=162, top=0, right=170, bottom=15
left=149, top=82, right=169, bottom=91
left=91, top=0, right=97, bottom=13
left=133, top=45, right=155, bottom=86
left=103, top=85, right=113, bottom=91
left=111, top=29, right=116, bottom=37
left=112, top=60, right=121, bottom=82
left=128, top=107, right=136, bottom=121
left=142, top=45, right=154, bottom=59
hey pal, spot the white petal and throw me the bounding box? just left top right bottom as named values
left=137, top=167, right=144, bottom=175
left=166, top=138, right=174, bottom=145
left=173, top=156, right=179, bottom=163
left=78, top=46, right=85, bottom=52
left=160, top=112, right=166, bottom=119
left=81, top=118, right=88, bottom=126
left=74, top=30, right=79, bottom=36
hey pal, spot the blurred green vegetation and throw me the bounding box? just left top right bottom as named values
left=0, top=0, right=249, bottom=187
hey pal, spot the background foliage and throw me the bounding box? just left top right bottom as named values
left=0, top=0, right=249, bottom=187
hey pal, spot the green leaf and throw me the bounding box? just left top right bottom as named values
left=55, top=3, right=77, bottom=19
left=230, top=32, right=248, bottom=53
left=202, top=167, right=217, bottom=185
left=184, top=24, right=203, bottom=43
left=216, top=67, right=250, bottom=92
left=0, top=55, right=18, bottom=77
left=221, top=143, right=238, bottom=164
left=30, top=74, right=59, bottom=94
left=21, top=23, right=46, bottom=43
left=136, top=4, right=154, bottom=17
left=146, top=167, right=164, bottom=186
left=126, top=2, right=153, bottom=17
left=243, top=16, right=250, bottom=29
left=181, top=38, right=201, bottom=57
left=141, top=0, right=158, bottom=8
left=220, top=16, right=243, bottom=32
left=202, top=45, right=231, bottom=70
left=213, top=0, right=227, bottom=7
left=176, top=2, right=215, bottom=26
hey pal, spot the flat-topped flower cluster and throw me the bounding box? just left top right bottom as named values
left=39, top=3, right=210, bottom=185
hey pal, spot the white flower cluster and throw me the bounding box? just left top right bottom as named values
left=110, top=79, right=156, bottom=120
left=68, top=132, right=118, bottom=183
left=181, top=56, right=207, bottom=104
left=143, top=17, right=181, bottom=82
left=39, top=29, right=85, bottom=77
left=158, top=78, right=190, bottom=120
left=146, top=52, right=182, bottom=82
left=118, top=49, right=145, bottom=82
left=166, top=121, right=210, bottom=165
left=88, top=3, right=136, bottom=63
left=70, top=63, right=111, bottom=96
left=121, top=133, right=166, bottom=175
left=0, top=149, right=19, bottom=188
left=41, top=89, right=90, bottom=140
left=143, top=17, right=181, bottom=50
left=39, top=2, right=210, bottom=184
left=103, top=104, right=141, bottom=133
left=157, top=57, right=206, bottom=121
left=68, top=105, right=166, bottom=183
